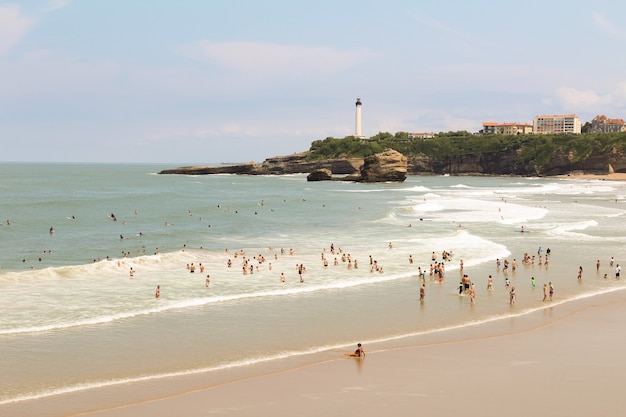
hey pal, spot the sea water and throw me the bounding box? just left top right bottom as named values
left=1, top=163, right=625, bottom=406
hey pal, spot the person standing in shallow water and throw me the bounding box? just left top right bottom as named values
left=509, top=287, right=516, bottom=305
left=155, top=285, right=160, bottom=298
left=549, top=282, right=554, bottom=301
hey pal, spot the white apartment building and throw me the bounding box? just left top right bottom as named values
left=533, top=114, right=581, bottom=134
left=408, top=132, right=435, bottom=139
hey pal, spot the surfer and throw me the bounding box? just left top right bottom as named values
left=345, top=343, right=365, bottom=358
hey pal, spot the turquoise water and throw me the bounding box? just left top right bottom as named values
left=1, top=163, right=625, bottom=407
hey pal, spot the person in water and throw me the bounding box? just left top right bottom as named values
left=345, top=343, right=365, bottom=357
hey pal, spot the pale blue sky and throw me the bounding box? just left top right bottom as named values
left=1, top=1, right=625, bottom=163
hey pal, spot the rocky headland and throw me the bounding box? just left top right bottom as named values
left=159, top=153, right=362, bottom=176
left=159, top=145, right=626, bottom=181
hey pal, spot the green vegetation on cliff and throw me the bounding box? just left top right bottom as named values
left=307, top=131, right=626, bottom=166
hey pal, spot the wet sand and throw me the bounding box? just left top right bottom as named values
left=8, top=289, right=626, bottom=417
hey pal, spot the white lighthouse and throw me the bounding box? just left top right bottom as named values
left=354, top=97, right=365, bottom=138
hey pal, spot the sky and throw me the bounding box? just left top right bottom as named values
left=1, top=0, right=626, bottom=164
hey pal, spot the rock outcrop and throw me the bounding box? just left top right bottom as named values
left=353, top=149, right=407, bottom=182
left=307, top=168, right=332, bottom=181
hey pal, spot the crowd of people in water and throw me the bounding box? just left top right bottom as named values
left=135, top=239, right=621, bottom=309
left=4, top=213, right=621, bottom=308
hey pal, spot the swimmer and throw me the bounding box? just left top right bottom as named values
left=155, top=285, right=160, bottom=298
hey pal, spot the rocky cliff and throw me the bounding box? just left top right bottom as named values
left=306, top=149, right=407, bottom=182
left=407, top=147, right=626, bottom=176
left=354, top=149, right=407, bottom=182
left=160, top=146, right=626, bottom=177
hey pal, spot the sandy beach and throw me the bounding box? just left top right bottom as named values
left=7, top=288, right=626, bottom=417
left=561, top=172, right=626, bottom=181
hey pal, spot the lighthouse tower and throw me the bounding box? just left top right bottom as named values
left=355, top=97, right=365, bottom=138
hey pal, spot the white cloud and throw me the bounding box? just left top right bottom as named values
left=180, top=41, right=371, bottom=80
left=410, top=13, right=471, bottom=41
left=0, top=4, right=34, bottom=55
left=555, top=86, right=612, bottom=109
left=42, top=0, right=70, bottom=13
left=592, top=12, right=626, bottom=40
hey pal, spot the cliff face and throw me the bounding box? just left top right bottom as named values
left=408, top=149, right=524, bottom=176
left=407, top=147, right=626, bottom=176
left=260, top=153, right=363, bottom=174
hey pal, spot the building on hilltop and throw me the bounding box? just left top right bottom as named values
left=408, top=132, right=436, bottom=139
left=533, top=114, right=581, bottom=134
left=481, top=122, right=532, bottom=135
left=591, top=115, right=626, bottom=133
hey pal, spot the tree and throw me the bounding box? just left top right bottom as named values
left=581, top=121, right=592, bottom=133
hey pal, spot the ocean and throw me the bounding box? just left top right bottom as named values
left=1, top=163, right=625, bottom=412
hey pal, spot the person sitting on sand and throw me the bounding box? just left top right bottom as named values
left=345, top=343, right=365, bottom=358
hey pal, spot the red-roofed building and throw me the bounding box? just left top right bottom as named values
left=591, top=115, right=626, bottom=133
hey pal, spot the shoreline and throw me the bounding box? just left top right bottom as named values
left=7, top=287, right=626, bottom=417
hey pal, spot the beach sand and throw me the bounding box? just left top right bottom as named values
left=561, top=172, right=626, bottom=181
left=8, top=289, right=626, bottom=417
